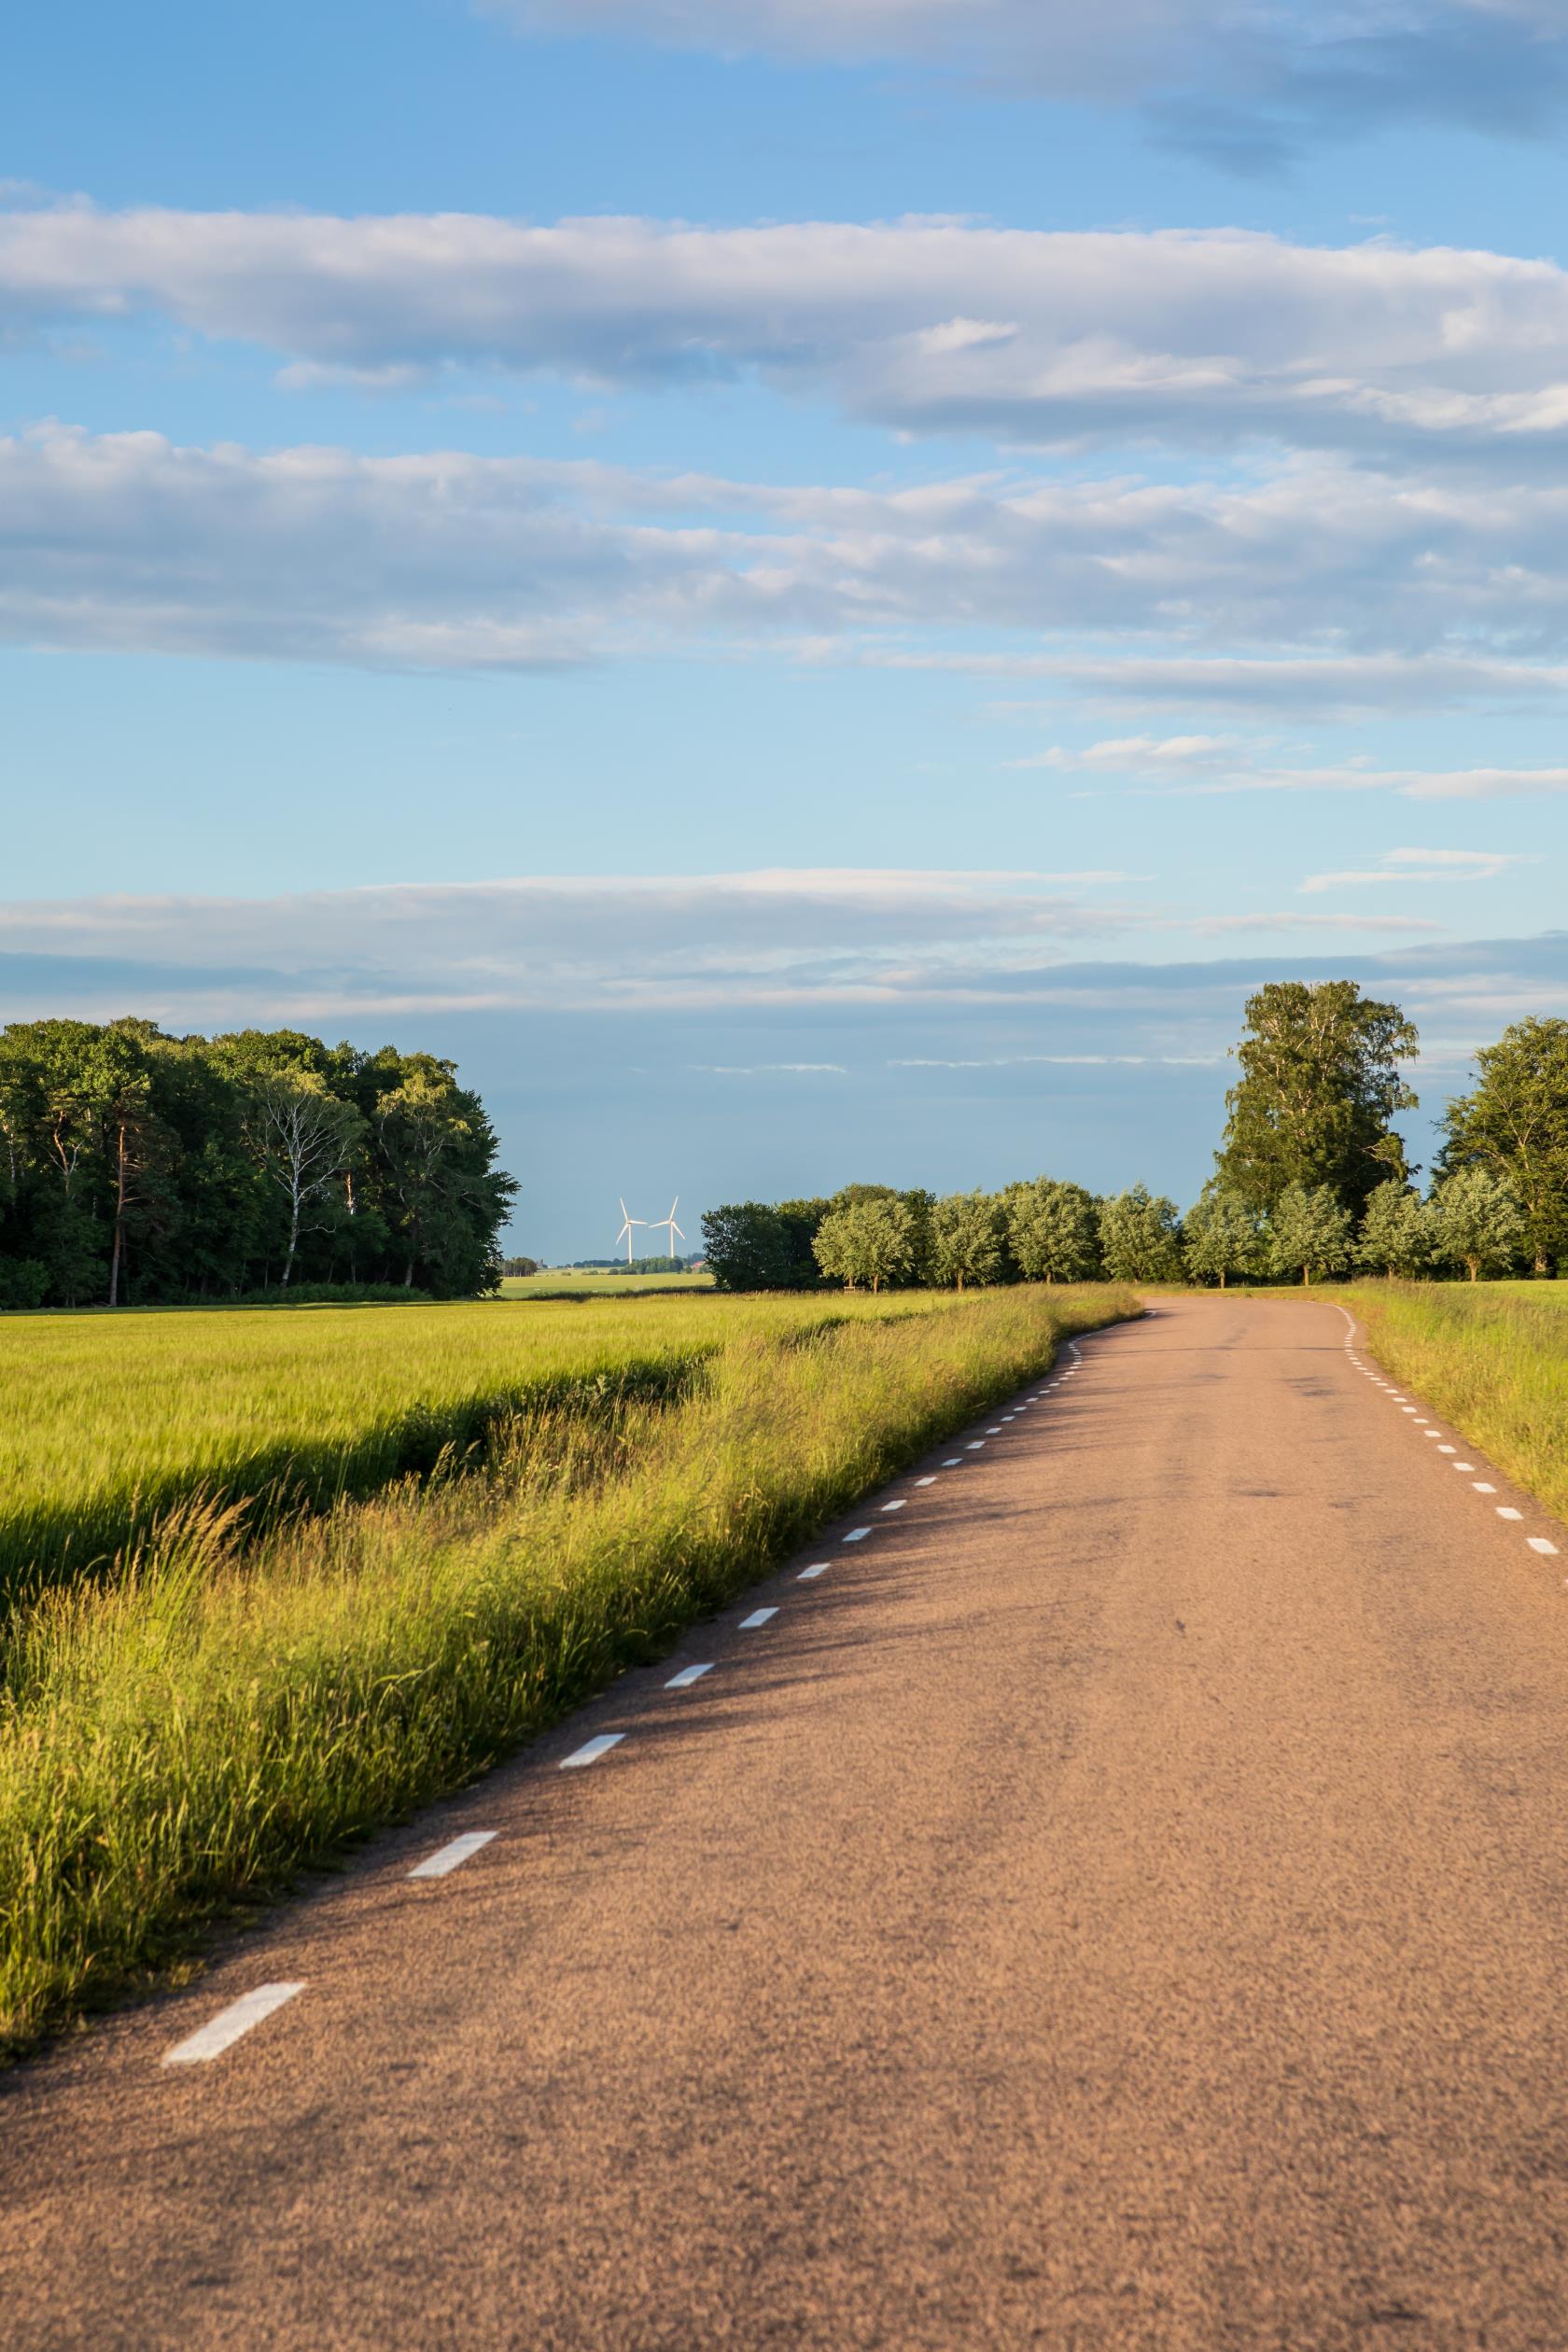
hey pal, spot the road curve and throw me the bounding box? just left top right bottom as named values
left=7, top=1294, right=1568, bottom=2349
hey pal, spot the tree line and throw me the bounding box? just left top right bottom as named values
left=701, top=984, right=1568, bottom=1292
left=0, top=1018, right=517, bottom=1308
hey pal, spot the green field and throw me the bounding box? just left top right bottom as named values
left=499, top=1270, right=715, bottom=1297
left=1337, top=1281, right=1568, bottom=1523
left=0, top=1292, right=762, bottom=1603
left=0, top=1283, right=1137, bottom=2053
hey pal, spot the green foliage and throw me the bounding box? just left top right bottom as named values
left=0, top=1283, right=1138, bottom=2054
left=501, top=1255, right=540, bottom=1278
left=1007, top=1177, right=1101, bottom=1282
left=1267, top=1183, right=1356, bottom=1285
left=1356, top=1180, right=1439, bottom=1279
left=0, top=1018, right=515, bottom=1308
left=1182, top=1183, right=1265, bottom=1288
left=701, top=1202, right=798, bottom=1290
left=812, top=1195, right=917, bottom=1292
left=1098, top=1184, right=1184, bottom=1282
left=1431, top=1165, right=1526, bottom=1281
left=1217, top=980, right=1419, bottom=1214
left=1442, top=1016, right=1568, bottom=1275
left=930, top=1190, right=1007, bottom=1289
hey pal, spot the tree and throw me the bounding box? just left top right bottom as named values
left=701, top=1203, right=794, bottom=1291
left=1442, top=1017, right=1568, bottom=1276
left=1217, top=981, right=1419, bottom=1215
left=1267, top=1183, right=1355, bottom=1286
left=1356, top=1180, right=1438, bottom=1280
left=1182, top=1183, right=1265, bottom=1289
left=930, top=1191, right=1006, bottom=1290
left=1432, top=1166, right=1525, bottom=1282
left=1007, top=1177, right=1100, bottom=1283
left=245, top=1073, right=365, bottom=1288
left=812, top=1196, right=916, bottom=1292
left=371, top=1057, right=515, bottom=1292
left=1098, top=1184, right=1183, bottom=1283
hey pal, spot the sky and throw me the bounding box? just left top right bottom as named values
left=6, top=1, right=1568, bottom=1258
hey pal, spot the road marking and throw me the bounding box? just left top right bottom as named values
left=1438, top=1444, right=1456, bottom=1454
left=1422, top=1431, right=1442, bottom=1440
left=1528, top=1537, right=1561, bottom=1555
left=1402, top=1407, right=1419, bottom=1416
left=1412, top=1418, right=1429, bottom=1425
left=1453, top=1463, right=1475, bottom=1473
left=1473, top=1482, right=1497, bottom=1493
left=916, top=1475, right=937, bottom=1486
left=798, top=1562, right=830, bottom=1579
left=665, top=1662, right=713, bottom=1687
left=163, top=1983, right=304, bottom=2065
left=844, top=1526, right=872, bottom=1542
left=966, top=1441, right=985, bottom=1450
left=943, top=1457, right=961, bottom=1466
left=987, top=1426, right=1002, bottom=1434
left=1497, top=1506, right=1523, bottom=1521
left=562, top=1733, right=624, bottom=1769
left=409, top=1831, right=497, bottom=1880
left=881, top=1499, right=907, bottom=1512
left=739, top=1606, right=778, bottom=1628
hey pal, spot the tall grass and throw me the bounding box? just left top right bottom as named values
left=0, top=1293, right=908, bottom=1604
left=0, top=1285, right=1134, bottom=2056
left=1341, top=1282, right=1568, bottom=1522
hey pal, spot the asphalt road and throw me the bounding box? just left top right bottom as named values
left=7, top=1294, right=1568, bottom=2350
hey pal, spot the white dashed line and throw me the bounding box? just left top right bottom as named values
left=798, top=1562, right=830, bottom=1579
left=1453, top=1463, right=1475, bottom=1473
left=409, top=1831, right=497, bottom=1880
left=1474, top=1482, right=1497, bottom=1494
left=163, top=1983, right=304, bottom=2065
left=1497, top=1507, right=1523, bottom=1522
left=916, top=1475, right=937, bottom=1486
left=966, top=1441, right=985, bottom=1450
left=1529, top=1537, right=1561, bottom=1556
left=665, top=1663, right=713, bottom=1687
left=986, top=1427, right=1002, bottom=1435
left=1422, top=1431, right=1442, bottom=1440
left=844, top=1526, right=872, bottom=1542
left=1438, top=1445, right=1456, bottom=1454
left=1402, top=1407, right=1419, bottom=1416
left=881, top=1499, right=906, bottom=1512
left=739, top=1607, right=778, bottom=1628
left=943, top=1458, right=961, bottom=1466
left=561, top=1733, right=624, bottom=1769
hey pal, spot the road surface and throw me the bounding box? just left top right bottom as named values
left=6, top=1294, right=1568, bottom=2349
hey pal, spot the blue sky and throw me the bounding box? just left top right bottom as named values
left=6, top=1, right=1568, bottom=1254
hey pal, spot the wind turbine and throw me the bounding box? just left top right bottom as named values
left=616, top=1197, right=648, bottom=1267
left=651, top=1196, right=685, bottom=1264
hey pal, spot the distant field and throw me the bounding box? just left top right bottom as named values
left=499, top=1270, right=715, bottom=1297
left=1338, top=1281, right=1568, bottom=1523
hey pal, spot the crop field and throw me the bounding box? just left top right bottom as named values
left=498, top=1270, right=715, bottom=1297
left=1337, top=1281, right=1568, bottom=1522
left=0, top=1282, right=1136, bottom=2053
left=0, top=1292, right=784, bottom=1603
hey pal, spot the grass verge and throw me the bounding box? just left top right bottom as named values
left=1337, top=1281, right=1568, bottom=1523
left=0, top=1284, right=1135, bottom=2058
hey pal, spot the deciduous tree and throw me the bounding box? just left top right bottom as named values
left=812, top=1196, right=916, bottom=1293
left=1442, top=1017, right=1568, bottom=1276
left=930, top=1190, right=1006, bottom=1290
left=1217, top=981, right=1419, bottom=1214
left=1432, top=1166, right=1525, bottom=1282
left=1098, top=1184, right=1183, bottom=1283
left=1007, top=1177, right=1100, bottom=1283
left=1182, top=1183, right=1265, bottom=1289
left=1356, top=1180, right=1438, bottom=1280
left=1267, top=1183, right=1355, bottom=1286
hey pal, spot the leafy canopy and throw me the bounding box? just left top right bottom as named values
left=1217, top=980, right=1418, bottom=1214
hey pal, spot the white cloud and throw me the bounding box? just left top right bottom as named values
left=14, top=205, right=1568, bottom=462
left=13, top=427, right=1568, bottom=684
left=1014, top=739, right=1568, bottom=797
left=1299, top=847, right=1531, bottom=891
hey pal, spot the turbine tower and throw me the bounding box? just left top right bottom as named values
left=651, top=1196, right=685, bottom=1264
left=615, top=1197, right=648, bottom=1267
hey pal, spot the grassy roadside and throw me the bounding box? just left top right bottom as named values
left=0, top=1284, right=1136, bottom=2058
left=1335, top=1282, right=1568, bottom=1524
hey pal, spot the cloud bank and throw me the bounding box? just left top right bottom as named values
left=487, top=0, right=1568, bottom=162
left=11, top=427, right=1568, bottom=687
left=13, top=207, right=1568, bottom=463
